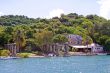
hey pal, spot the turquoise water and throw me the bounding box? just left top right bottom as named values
left=0, top=56, right=110, bottom=73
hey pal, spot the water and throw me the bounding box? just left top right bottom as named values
left=0, top=56, right=110, bottom=73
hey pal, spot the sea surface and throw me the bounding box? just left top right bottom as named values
left=0, top=56, right=110, bottom=73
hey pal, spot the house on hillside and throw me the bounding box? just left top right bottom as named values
left=66, top=34, right=104, bottom=54
left=90, top=43, right=103, bottom=53
left=69, top=43, right=103, bottom=53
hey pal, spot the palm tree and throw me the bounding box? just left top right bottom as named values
left=14, top=30, right=26, bottom=52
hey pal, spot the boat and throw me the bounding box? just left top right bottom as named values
left=47, top=53, right=55, bottom=57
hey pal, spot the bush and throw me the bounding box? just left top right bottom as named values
left=0, top=50, right=10, bottom=57
left=32, top=51, right=43, bottom=55
left=17, top=53, right=30, bottom=58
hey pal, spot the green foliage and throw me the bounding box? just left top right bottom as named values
left=0, top=33, right=12, bottom=46
left=104, top=38, right=110, bottom=51
left=4, top=26, right=14, bottom=35
left=0, top=15, right=37, bottom=26
left=14, top=30, right=26, bottom=52
left=0, top=13, right=110, bottom=52
left=35, top=30, right=53, bottom=46
left=99, top=35, right=109, bottom=45
left=17, top=53, right=30, bottom=58
left=0, top=50, right=10, bottom=57
left=52, top=34, right=68, bottom=43
left=100, top=21, right=110, bottom=36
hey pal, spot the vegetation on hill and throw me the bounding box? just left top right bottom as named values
left=0, top=13, right=110, bottom=53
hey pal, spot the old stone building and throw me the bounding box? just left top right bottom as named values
left=5, top=43, right=17, bottom=57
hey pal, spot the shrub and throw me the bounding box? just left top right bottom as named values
left=17, top=53, right=30, bottom=58
left=0, top=50, right=10, bottom=57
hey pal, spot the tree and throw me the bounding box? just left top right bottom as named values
left=100, top=21, right=110, bottom=36
left=34, top=30, right=53, bottom=52
left=52, top=34, right=68, bottom=44
left=14, top=30, right=26, bottom=52
left=35, top=30, right=53, bottom=46
left=26, top=30, right=34, bottom=39
left=82, top=36, right=93, bottom=45
left=99, top=35, right=109, bottom=45
left=4, top=26, right=14, bottom=35
left=105, top=38, right=110, bottom=52
left=81, top=19, right=94, bottom=36
left=0, top=33, right=12, bottom=46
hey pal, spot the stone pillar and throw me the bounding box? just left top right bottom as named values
left=13, top=44, right=17, bottom=57
left=64, top=44, right=69, bottom=56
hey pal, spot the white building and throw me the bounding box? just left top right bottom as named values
left=70, top=43, right=103, bottom=53
left=89, top=43, right=103, bottom=53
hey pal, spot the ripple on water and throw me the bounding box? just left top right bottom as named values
left=0, top=56, right=110, bottom=73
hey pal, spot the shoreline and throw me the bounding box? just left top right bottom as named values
left=0, top=52, right=108, bottom=60
left=69, top=52, right=107, bottom=56
left=29, top=55, right=45, bottom=58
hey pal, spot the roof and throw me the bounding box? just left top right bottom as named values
left=69, top=45, right=89, bottom=48
left=90, top=43, right=103, bottom=47
left=69, top=43, right=103, bottom=49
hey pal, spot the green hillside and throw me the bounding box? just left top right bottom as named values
left=0, top=13, right=110, bottom=52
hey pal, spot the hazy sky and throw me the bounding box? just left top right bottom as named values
left=0, top=0, right=110, bottom=19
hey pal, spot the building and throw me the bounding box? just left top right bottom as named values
left=5, top=43, right=17, bottom=57
left=42, top=43, right=69, bottom=56
left=90, top=43, right=103, bottom=53
left=67, top=34, right=82, bottom=45
left=69, top=43, right=103, bottom=53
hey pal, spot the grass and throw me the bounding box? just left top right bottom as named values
left=17, top=53, right=31, bottom=58
left=0, top=50, right=10, bottom=57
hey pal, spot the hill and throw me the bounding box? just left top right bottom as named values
left=0, top=13, right=110, bottom=52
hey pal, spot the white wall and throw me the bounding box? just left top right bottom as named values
left=91, top=46, right=103, bottom=53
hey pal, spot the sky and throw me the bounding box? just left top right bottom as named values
left=0, top=0, right=110, bottom=19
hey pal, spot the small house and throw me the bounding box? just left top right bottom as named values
left=69, top=43, right=103, bottom=53
left=89, top=43, right=103, bottom=53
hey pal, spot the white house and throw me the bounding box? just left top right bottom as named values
left=66, top=34, right=104, bottom=53
left=89, top=43, right=103, bottom=53
left=69, top=43, right=103, bottom=53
